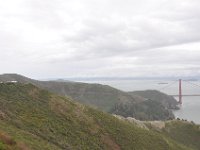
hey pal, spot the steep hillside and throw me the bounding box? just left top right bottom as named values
left=111, top=99, right=174, bottom=120
left=114, top=115, right=200, bottom=150
left=39, top=81, right=141, bottom=112
left=129, top=90, right=179, bottom=109
left=0, top=83, right=190, bottom=150
left=0, top=74, right=178, bottom=121
left=162, top=121, right=200, bottom=150
left=0, top=74, right=142, bottom=112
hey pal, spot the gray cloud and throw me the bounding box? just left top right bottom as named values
left=0, top=0, right=200, bottom=78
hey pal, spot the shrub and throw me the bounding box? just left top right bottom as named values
left=0, top=133, right=16, bottom=145
left=0, top=141, right=5, bottom=150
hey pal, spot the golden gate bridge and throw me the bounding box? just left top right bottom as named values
left=159, top=79, right=200, bottom=105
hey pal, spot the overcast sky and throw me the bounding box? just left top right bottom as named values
left=0, top=0, right=200, bottom=79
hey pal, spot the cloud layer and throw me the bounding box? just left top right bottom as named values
left=0, top=0, right=200, bottom=78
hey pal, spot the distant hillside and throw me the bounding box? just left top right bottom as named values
left=0, top=74, right=178, bottom=121
left=111, top=99, right=175, bottom=121
left=0, top=74, right=142, bottom=112
left=129, top=90, right=179, bottom=109
left=40, top=81, right=142, bottom=112
left=0, top=74, right=38, bottom=83
left=0, top=83, right=189, bottom=150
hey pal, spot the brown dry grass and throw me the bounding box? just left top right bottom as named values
left=0, top=131, right=31, bottom=150
left=0, top=132, right=16, bottom=145
left=28, top=88, right=39, bottom=99
left=101, top=134, right=121, bottom=150
left=49, top=96, right=70, bottom=116
left=17, top=142, right=31, bottom=150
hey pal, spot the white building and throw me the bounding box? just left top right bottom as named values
left=6, top=81, right=18, bottom=83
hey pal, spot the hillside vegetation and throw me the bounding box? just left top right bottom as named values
left=0, top=83, right=192, bottom=150
left=0, top=131, right=30, bottom=150
left=111, top=99, right=174, bottom=120
left=0, top=74, right=178, bottom=121
left=0, top=74, right=142, bottom=112
left=163, top=121, right=200, bottom=150
left=114, top=115, right=200, bottom=150
left=129, top=90, right=179, bottom=109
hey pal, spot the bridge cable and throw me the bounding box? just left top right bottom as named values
left=159, top=80, right=179, bottom=91
left=182, top=80, right=200, bottom=90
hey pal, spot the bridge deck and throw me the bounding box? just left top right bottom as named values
left=170, top=95, right=200, bottom=97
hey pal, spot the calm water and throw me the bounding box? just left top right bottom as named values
left=76, top=79, right=200, bottom=124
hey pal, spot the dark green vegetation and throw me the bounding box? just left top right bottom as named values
left=0, top=83, right=196, bottom=150
left=0, top=74, right=178, bottom=121
left=129, top=90, right=179, bottom=109
left=113, top=90, right=179, bottom=120
left=111, top=99, right=174, bottom=120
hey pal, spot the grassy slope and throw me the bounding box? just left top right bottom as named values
left=40, top=81, right=138, bottom=112
left=143, top=120, right=200, bottom=150
left=0, top=74, right=177, bottom=121
left=162, top=121, right=200, bottom=150
left=0, top=131, right=31, bottom=150
left=0, top=74, right=140, bottom=112
left=0, top=83, right=189, bottom=150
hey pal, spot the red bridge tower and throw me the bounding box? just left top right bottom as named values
left=179, top=79, right=182, bottom=105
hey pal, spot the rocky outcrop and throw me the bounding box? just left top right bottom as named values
left=113, top=115, right=166, bottom=130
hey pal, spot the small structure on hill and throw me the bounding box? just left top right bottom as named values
left=6, top=81, right=18, bottom=83
left=0, top=81, right=18, bottom=84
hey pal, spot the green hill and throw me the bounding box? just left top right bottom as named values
left=0, top=74, right=178, bottom=121
left=0, top=83, right=192, bottom=150
left=111, top=99, right=174, bottom=120
left=0, top=74, right=141, bottom=112
left=129, top=90, right=179, bottom=109
left=162, top=121, right=200, bottom=150
left=113, top=115, right=200, bottom=150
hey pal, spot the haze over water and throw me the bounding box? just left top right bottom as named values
left=76, top=79, right=200, bottom=124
